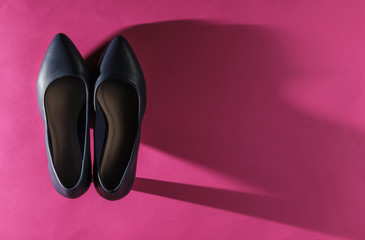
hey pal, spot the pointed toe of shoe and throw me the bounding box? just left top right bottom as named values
left=38, top=33, right=88, bottom=90
left=99, top=36, right=143, bottom=82
left=95, top=35, right=146, bottom=115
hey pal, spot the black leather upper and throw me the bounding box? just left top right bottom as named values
left=37, top=33, right=91, bottom=198
left=93, top=36, right=146, bottom=200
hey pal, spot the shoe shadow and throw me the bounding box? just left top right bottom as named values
left=133, top=177, right=281, bottom=217
left=85, top=20, right=365, bottom=239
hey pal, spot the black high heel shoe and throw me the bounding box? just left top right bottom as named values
left=37, top=33, right=91, bottom=198
left=93, top=36, right=146, bottom=201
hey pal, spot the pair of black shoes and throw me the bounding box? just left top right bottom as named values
left=37, top=33, right=146, bottom=201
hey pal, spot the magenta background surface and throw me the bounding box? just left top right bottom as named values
left=1, top=0, right=365, bottom=239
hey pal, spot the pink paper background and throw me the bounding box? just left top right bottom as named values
left=1, top=0, right=365, bottom=239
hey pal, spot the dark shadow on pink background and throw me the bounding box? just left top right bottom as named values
left=85, top=20, right=365, bottom=239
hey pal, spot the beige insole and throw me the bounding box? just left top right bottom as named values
left=45, top=77, right=85, bottom=189
left=97, top=79, right=138, bottom=190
